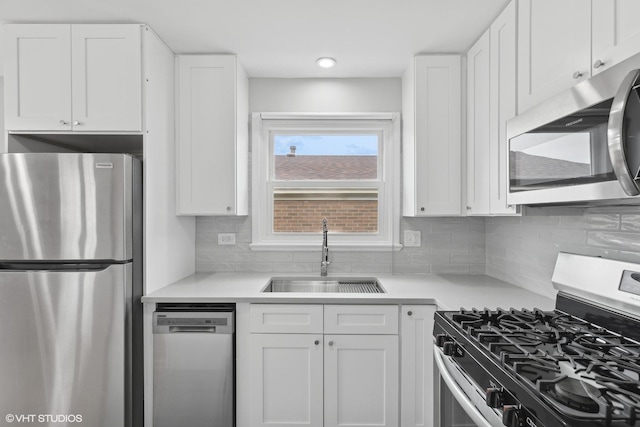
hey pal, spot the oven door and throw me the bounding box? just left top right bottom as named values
left=434, top=347, right=502, bottom=427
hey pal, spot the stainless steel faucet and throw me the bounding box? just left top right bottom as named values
left=321, top=218, right=331, bottom=276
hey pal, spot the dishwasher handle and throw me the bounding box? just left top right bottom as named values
left=168, top=326, right=218, bottom=333
left=153, top=311, right=234, bottom=334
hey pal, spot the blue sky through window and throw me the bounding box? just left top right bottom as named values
left=274, top=135, right=378, bottom=155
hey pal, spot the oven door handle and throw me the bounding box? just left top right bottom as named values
left=608, top=68, right=640, bottom=196
left=434, top=347, right=495, bottom=427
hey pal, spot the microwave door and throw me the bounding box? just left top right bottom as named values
left=608, top=68, right=640, bottom=196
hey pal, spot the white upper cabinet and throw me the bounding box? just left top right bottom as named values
left=518, top=0, right=591, bottom=113
left=519, top=0, right=640, bottom=113
left=70, top=25, right=142, bottom=131
left=403, top=55, right=463, bottom=216
left=465, top=0, right=518, bottom=216
left=175, top=55, right=249, bottom=216
left=4, top=24, right=142, bottom=132
left=466, top=30, right=491, bottom=216
left=489, top=1, right=519, bottom=215
left=592, top=0, right=640, bottom=75
left=4, top=25, right=71, bottom=131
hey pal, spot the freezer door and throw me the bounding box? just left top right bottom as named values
left=0, top=264, right=130, bottom=427
left=0, top=153, right=136, bottom=261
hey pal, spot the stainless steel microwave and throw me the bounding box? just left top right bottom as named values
left=507, top=53, right=640, bottom=206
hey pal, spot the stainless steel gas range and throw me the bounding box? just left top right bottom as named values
left=433, top=252, right=640, bottom=427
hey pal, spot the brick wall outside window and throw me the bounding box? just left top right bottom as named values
left=274, top=200, right=378, bottom=233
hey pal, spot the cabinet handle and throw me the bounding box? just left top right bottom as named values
left=73, top=120, right=81, bottom=126
left=572, top=71, right=583, bottom=79
left=59, top=120, right=68, bottom=126
left=407, top=311, right=413, bottom=316
left=314, top=340, right=319, bottom=345
left=226, top=206, right=232, bottom=212
left=420, top=207, right=425, bottom=212
left=593, top=60, right=605, bottom=69
left=328, top=341, right=334, bottom=347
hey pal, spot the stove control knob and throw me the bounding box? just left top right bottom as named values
left=442, top=341, right=456, bottom=356
left=502, top=405, right=521, bottom=427
left=485, top=388, right=503, bottom=408
left=435, top=334, right=449, bottom=347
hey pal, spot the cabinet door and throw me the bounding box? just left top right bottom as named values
left=466, top=30, right=491, bottom=216
left=4, top=24, right=72, bottom=131
left=71, top=25, right=142, bottom=131
left=592, top=0, right=640, bottom=75
left=250, top=334, right=323, bottom=427
left=324, top=335, right=399, bottom=427
left=176, top=55, right=240, bottom=215
left=489, top=0, right=519, bottom=215
left=413, top=55, right=462, bottom=216
left=400, top=306, right=435, bottom=427
left=518, top=0, right=591, bottom=113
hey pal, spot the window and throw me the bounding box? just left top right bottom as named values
left=251, top=113, right=400, bottom=250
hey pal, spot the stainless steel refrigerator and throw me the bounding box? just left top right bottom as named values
left=0, top=153, right=143, bottom=427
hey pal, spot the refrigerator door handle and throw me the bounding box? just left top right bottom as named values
left=0, top=262, right=113, bottom=271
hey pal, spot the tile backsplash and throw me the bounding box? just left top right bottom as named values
left=485, top=206, right=640, bottom=298
left=195, top=206, right=640, bottom=299
left=195, top=216, right=486, bottom=275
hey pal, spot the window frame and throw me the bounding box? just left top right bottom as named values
left=251, top=112, right=401, bottom=251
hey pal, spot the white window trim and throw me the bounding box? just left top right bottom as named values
left=250, top=112, right=401, bottom=251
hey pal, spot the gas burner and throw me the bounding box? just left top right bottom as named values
left=541, top=376, right=602, bottom=414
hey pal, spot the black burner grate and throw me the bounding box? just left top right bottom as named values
left=446, top=308, right=640, bottom=424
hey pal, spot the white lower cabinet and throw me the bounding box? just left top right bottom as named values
left=324, top=335, right=399, bottom=427
left=248, top=304, right=400, bottom=427
left=249, top=333, right=324, bottom=427
left=400, top=305, right=436, bottom=427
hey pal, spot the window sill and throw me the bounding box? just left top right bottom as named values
left=250, top=242, right=403, bottom=252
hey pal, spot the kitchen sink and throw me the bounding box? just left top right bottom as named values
left=262, top=277, right=385, bottom=293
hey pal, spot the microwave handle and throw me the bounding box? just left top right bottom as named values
left=608, top=68, right=640, bottom=196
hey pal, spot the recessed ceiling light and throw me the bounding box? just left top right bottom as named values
left=316, top=57, right=337, bottom=68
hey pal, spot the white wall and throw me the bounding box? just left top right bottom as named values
left=197, top=77, right=486, bottom=276
left=249, top=78, right=402, bottom=112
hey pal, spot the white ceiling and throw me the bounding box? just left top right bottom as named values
left=0, top=0, right=510, bottom=78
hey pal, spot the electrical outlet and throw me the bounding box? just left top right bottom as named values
left=218, top=233, right=236, bottom=245
left=404, top=230, right=421, bottom=247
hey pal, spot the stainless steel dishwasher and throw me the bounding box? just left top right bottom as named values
left=153, top=303, right=235, bottom=427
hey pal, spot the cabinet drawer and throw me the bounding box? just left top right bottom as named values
left=324, top=305, right=399, bottom=334
left=250, top=304, right=323, bottom=333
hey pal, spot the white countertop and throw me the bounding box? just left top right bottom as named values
left=142, top=273, right=555, bottom=311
